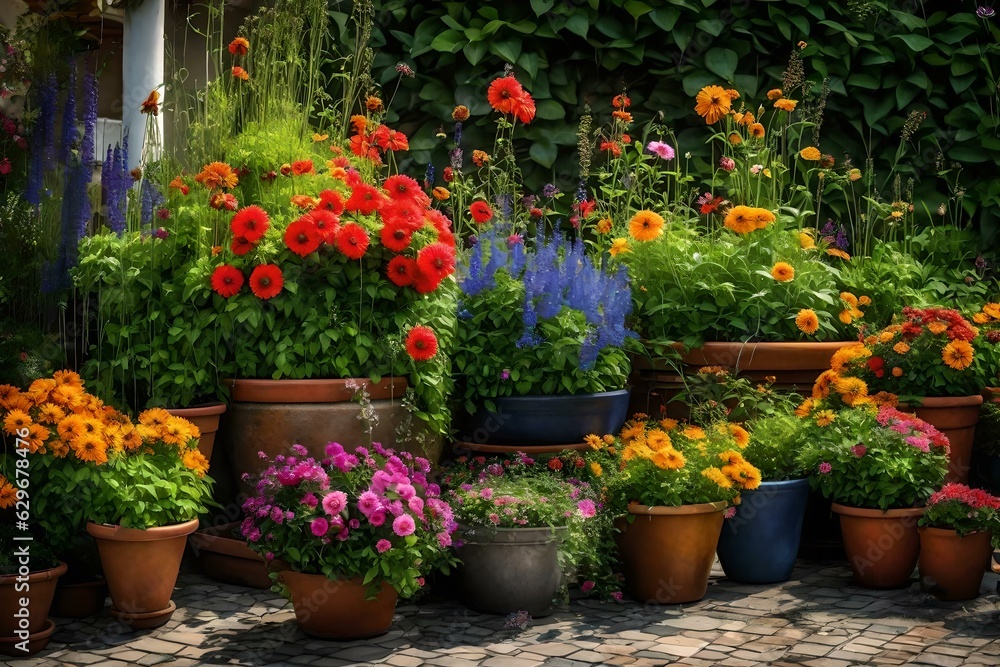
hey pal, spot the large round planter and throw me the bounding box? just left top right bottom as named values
left=918, top=527, right=993, bottom=601
left=716, top=478, right=810, bottom=584
left=50, top=578, right=108, bottom=618
left=456, top=389, right=630, bottom=446
left=86, top=519, right=198, bottom=629
left=904, top=395, right=983, bottom=485
left=0, top=561, right=66, bottom=656
left=457, top=526, right=565, bottom=617
left=832, top=504, right=922, bottom=589
left=616, top=502, right=727, bottom=604
left=278, top=571, right=398, bottom=639
left=188, top=521, right=271, bottom=589
left=166, top=402, right=226, bottom=461
left=629, top=341, right=852, bottom=417
left=221, top=378, right=435, bottom=495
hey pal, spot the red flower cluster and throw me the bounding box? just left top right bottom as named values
left=487, top=75, right=535, bottom=124
left=349, top=123, right=409, bottom=165
left=900, top=306, right=978, bottom=342
left=210, top=263, right=283, bottom=300
left=928, top=483, right=1000, bottom=511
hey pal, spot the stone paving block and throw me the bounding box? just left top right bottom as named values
left=802, top=659, right=855, bottom=667
left=480, top=657, right=545, bottom=667
left=908, top=653, right=964, bottom=667
left=786, top=643, right=833, bottom=657
left=383, top=656, right=425, bottom=667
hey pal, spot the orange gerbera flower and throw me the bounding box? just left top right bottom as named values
left=942, top=340, right=974, bottom=370
left=162, top=417, right=194, bottom=446
left=748, top=123, right=765, bottom=138
left=183, top=450, right=210, bottom=477
left=37, top=403, right=66, bottom=425
left=72, top=434, right=108, bottom=465
left=796, top=309, right=820, bottom=335
left=3, top=409, right=31, bottom=435
left=723, top=206, right=757, bottom=234
left=629, top=210, right=664, bottom=242
left=0, top=479, right=15, bottom=509
left=774, top=98, right=798, bottom=112
left=140, top=90, right=160, bottom=115
left=771, top=262, right=795, bottom=282
left=195, top=162, right=239, bottom=190
left=139, top=408, right=172, bottom=428
left=53, top=369, right=84, bottom=389
left=694, top=85, right=731, bottom=124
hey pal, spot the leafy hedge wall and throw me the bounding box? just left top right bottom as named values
left=329, top=0, right=1000, bottom=244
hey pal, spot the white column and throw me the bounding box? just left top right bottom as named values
left=122, top=0, right=164, bottom=170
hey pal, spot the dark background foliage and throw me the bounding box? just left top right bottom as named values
left=328, top=0, right=1000, bottom=248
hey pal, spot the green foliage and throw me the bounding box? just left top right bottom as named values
left=334, top=1, right=1000, bottom=242
left=974, top=399, right=1000, bottom=459
left=744, top=412, right=808, bottom=482
left=796, top=405, right=948, bottom=510
left=449, top=474, right=589, bottom=529
left=0, top=523, right=59, bottom=575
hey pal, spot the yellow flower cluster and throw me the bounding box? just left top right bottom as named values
left=0, top=371, right=208, bottom=477
left=723, top=205, right=776, bottom=235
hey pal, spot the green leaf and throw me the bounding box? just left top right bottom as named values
left=564, top=13, right=589, bottom=38
left=893, top=34, right=935, bottom=52
left=703, top=48, right=737, bottom=81
left=430, top=29, right=464, bottom=54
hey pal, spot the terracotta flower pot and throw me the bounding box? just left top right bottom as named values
left=278, top=571, right=398, bottom=639
left=50, top=578, right=108, bottom=618
left=832, top=504, right=922, bottom=588
left=904, top=395, right=983, bottom=485
left=188, top=521, right=271, bottom=589
left=629, top=341, right=852, bottom=417
left=918, top=526, right=993, bottom=601
left=220, top=378, right=437, bottom=495
left=0, top=561, right=67, bottom=656
left=86, top=519, right=199, bottom=629
left=615, top=501, right=727, bottom=604
left=166, top=402, right=226, bottom=461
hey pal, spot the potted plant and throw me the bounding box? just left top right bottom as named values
left=241, top=442, right=458, bottom=640
left=187, top=519, right=270, bottom=590
left=972, top=399, right=1000, bottom=495
left=591, top=414, right=761, bottom=603
left=796, top=401, right=949, bottom=588
left=917, top=483, right=1000, bottom=601
left=0, top=525, right=66, bottom=657
left=453, top=228, right=634, bottom=446
left=446, top=466, right=599, bottom=616
left=821, top=306, right=994, bottom=482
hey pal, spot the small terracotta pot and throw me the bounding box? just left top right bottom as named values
left=0, top=561, right=67, bottom=636
left=904, top=395, right=983, bottom=485
left=615, top=501, right=727, bottom=604
left=918, top=527, right=993, bottom=600
left=50, top=578, right=108, bottom=618
left=832, top=504, right=922, bottom=588
left=0, top=618, right=56, bottom=657
left=166, top=402, right=226, bottom=461
left=86, top=519, right=198, bottom=629
left=188, top=521, right=271, bottom=589
left=278, top=571, right=398, bottom=639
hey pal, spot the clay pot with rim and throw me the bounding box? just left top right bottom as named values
left=278, top=571, right=398, bottom=639
left=188, top=521, right=271, bottom=589
left=221, top=378, right=436, bottom=495
left=903, top=395, right=983, bottom=485
left=86, top=519, right=199, bottom=629
left=832, top=504, right=923, bottom=588
left=50, top=578, right=108, bottom=618
left=918, top=527, right=993, bottom=600
left=615, top=501, right=727, bottom=604
left=0, top=561, right=67, bottom=656
left=165, top=402, right=226, bottom=461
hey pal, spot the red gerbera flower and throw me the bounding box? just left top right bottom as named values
left=383, top=174, right=430, bottom=206
left=412, top=268, right=443, bottom=294
left=387, top=256, right=418, bottom=287
left=210, top=264, right=244, bottom=298
left=487, top=76, right=526, bottom=115
left=284, top=217, right=322, bottom=257
left=249, top=264, right=283, bottom=300
left=425, top=209, right=453, bottom=237
left=317, top=189, right=345, bottom=215
left=405, top=325, right=439, bottom=362
left=381, top=199, right=426, bottom=230
left=511, top=92, right=536, bottom=124
left=344, top=183, right=385, bottom=216
left=384, top=128, right=409, bottom=152
left=305, top=210, right=340, bottom=244
left=336, top=223, right=370, bottom=260
left=231, top=236, right=254, bottom=256
left=380, top=219, right=414, bottom=253
left=416, top=242, right=456, bottom=282
left=291, top=160, right=315, bottom=176
left=470, top=200, right=493, bottom=224
left=231, top=205, right=270, bottom=242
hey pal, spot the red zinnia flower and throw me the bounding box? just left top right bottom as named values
left=372, top=124, right=391, bottom=150
left=284, top=217, right=322, bottom=256
left=249, top=264, right=283, bottom=300
left=384, top=128, right=409, bottom=152
left=416, top=242, right=456, bottom=282
left=231, top=205, right=270, bottom=242
left=210, top=192, right=239, bottom=210
left=381, top=199, right=426, bottom=231
left=291, top=160, right=315, bottom=176
left=412, top=268, right=443, bottom=294
left=231, top=236, right=254, bottom=256
left=210, top=264, right=244, bottom=298
left=387, top=256, right=418, bottom=287
left=380, top=220, right=414, bottom=253
left=317, top=189, right=344, bottom=215
left=305, top=210, right=340, bottom=244
left=383, top=174, right=430, bottom=206
left=344, top=183, right=385, bottom=216
left=228, top=37, right=249, bottom=56
left=470, top=200, right=493, bottom=224
left=405, top=325, right=438, bottom=361
left=443, top=167, right=454, bottom=183
left=336, top=223, right=370, bottom=260
left=487, top=76, right=526, bottom=115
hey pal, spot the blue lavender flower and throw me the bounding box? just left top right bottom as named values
left=140, top=181, right=165, bottom=226
left=27, top=76, right=58, bottom=206
left=575, top=178, right=587, bottom=203
left=542, top=183, right=559, bottom=198
left=449, top=147, right=463, bottom=170
left=80, top=68, right=98, bottom=167
left=423, top=164, right=434, bottom=188
left=495, top=193, right=513, bottom=221
left=59, top=63, right=78, bottom=165
left=453, top=121, right=462, bottom=146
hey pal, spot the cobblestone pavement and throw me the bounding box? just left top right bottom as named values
left=8, top=560, right=1000, bottom=667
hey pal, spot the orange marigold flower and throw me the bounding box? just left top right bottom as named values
left=771, top=262, right=795, bottom=282
left=195, top=162, right=239, bottom=190
left=942, top=340, right=974, bottom=370
left=596, top=218, right=612, bottom=234
left=366, top=95, right=383, bottom=111
left=609, top=238, right=630, bottom=257
left=472, top=150, right=490, bottom=167
left=767, top=88, right=783, bottom=100
left=724, top=89, right=740, bottom=100
left=612, top=94, right=631, bottom=109
left=796, top=309, right=820, bottom=335
left=290, top=194, right=319, bottom=209
left=432, top=187, right=450, bottom=201
left=350, top=115, right=368, bottom=134
left=612, top=110, right=633, bottom=124
left=694, top=85, right=731, bottom=124
left=892, top=366, right=904, bottom=377
left=452, top=105, right=470, bottom=121
left=231, top=66, right=249, bottom=81
left=774, top=98, right=798, bottom=112
left=729, top=133, right=742, bottom=145
left=628, top=210, right=664, bottom=242
left=799, top=146, right=822, bottom=161
left=228, top=37, right=249, bottom=56
left=723, top=205, right=758, bottom=234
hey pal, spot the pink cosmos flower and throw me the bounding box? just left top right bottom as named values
left=479, top=488, right=493, bottom=500
left=646, top=140, right=676, bottom=160
left=395, top=483, right=416, bottom=500
left=724, top=506, right=737, bottom=519
left=392, top=514, right=416, bottom=537
left=322, top=490, right=348, bottom=516
left=489, top=513, right=501, bottom=525
left=376, top=539, right=392, bottom=553
left=577, top=499, right=597, bottom=518
left=818, top=462, right=832, bottom=474
left=310, top=517, right=329, bottom=537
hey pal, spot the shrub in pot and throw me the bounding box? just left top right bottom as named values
left=241, top=442, right=458, bottom=640
left=796, top=401, right=949, bottom=588
left=917, top=483, right=1000, bottom=601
